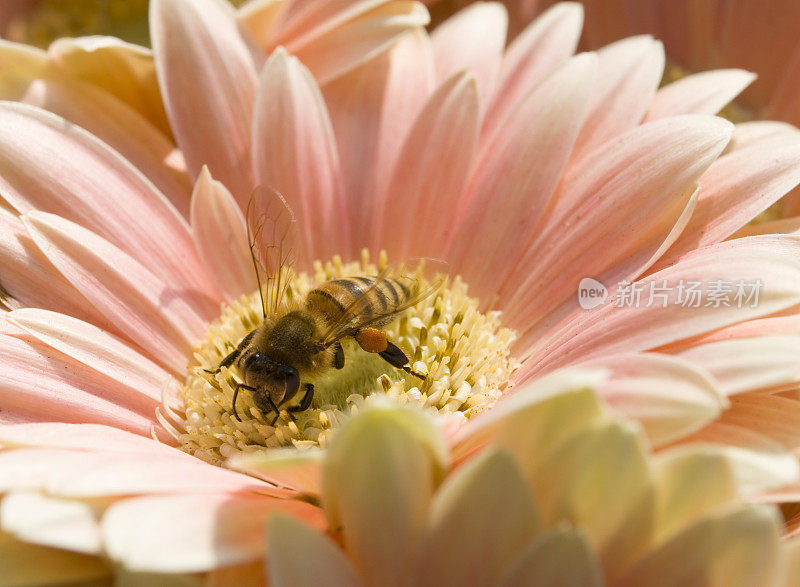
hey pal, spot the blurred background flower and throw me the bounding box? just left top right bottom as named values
left=0, top=0, right=152, bottom=47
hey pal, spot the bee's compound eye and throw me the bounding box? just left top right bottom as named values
left=245, top=352, right=270, bottom=371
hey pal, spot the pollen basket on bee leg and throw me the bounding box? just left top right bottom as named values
left=355, top=328, right=389, bottom=353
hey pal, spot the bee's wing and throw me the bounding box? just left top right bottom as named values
left=319, top=258, right=449, bottom=346
left=247, top=185, right=298, bottom=318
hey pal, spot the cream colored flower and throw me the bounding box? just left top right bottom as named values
left=241, top=371, right=800, bottom=586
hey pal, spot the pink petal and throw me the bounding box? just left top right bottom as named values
left=190, top=167, right=257, bottom=303
left=0, top=66, right=192, bottom=216
left=526, top=236, right=800, bottom=375
left=504, top=115, right=732, bottom=336
left=720, top=394, right=800, bottom=454
left=670, top=311, right=800, bottom=349
left=0, top=335, right=156, bottom=435
left=8, top=308, right=169, bottom=402
left=568, top=36, right=665, bottom=167
left=449, top=53, right=597, bottom=303
left=102, top=493, right=324, bottom=572
left=675, top=335, right=800, bottom=396
left=236, top=0, right=286, bottom=50
left=291, top=2, right=430, bottom=84
left=323, top=29, right=435, bottom=250
left=252, top=47, right=348, bottom=263
left=645, top=69, right=756, bottom=121
left=0, top=441, right=280, bottom=498
left=0, top=208, right=112, bottom=329
left=723, top=120, right=800, bottom=154
left=431, top=2, right=507, bottom=103
left=584, top=353, right=727, bottom=446
left=483, top=2, right=583, bottom=141
left=38, top=451, right=270, bottom=498
left=380, top=71, right=479, bottom=259
left=0, top=102, right=220, bottom=319
left=658, top=130, right=800, bottom=264
left=23, top=211, right=207, bottom=373
left=150, top=0, right=259, bottom=202
left=0, top=422, right=176, bottom=453
left=263, top=0, right=391, bottom=48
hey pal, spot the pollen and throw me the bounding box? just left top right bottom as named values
left=162, top=252, right=519, bottom=465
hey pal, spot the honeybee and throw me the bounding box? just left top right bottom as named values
left=206, top=187, right=445, bottom=425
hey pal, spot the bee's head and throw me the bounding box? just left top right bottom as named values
left=242, top=352, right=300, bottom=405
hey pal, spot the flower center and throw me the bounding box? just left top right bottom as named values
left=167, top=252, right=519, bottom=465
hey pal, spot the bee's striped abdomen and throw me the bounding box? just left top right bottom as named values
left=306, top=276, right=413, bottom=327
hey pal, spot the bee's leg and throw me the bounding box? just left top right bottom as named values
left=252, top=391, right=283, bottom=426
left=379, top=341, right=426, bottom=380
left=355, top=329, right=426, bottom=380
left=232, top=383, right=256, bottom=422
left=205, top=330, right=256, bottom=374
left=332, top=341, right=345, bottom=369
left=288, top=384, right=315, bottom=413
left=265, top=396, right=282, bottom=426
left=257, top=394, right=281, bottom=426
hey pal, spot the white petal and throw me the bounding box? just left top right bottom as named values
left=651, top=447, right=738, bottom=544
left=497, top=525, right=603, bottom=587
left=323, top=405, right=446, bottom=587
left=617, top=504, right=781, bottom=587
left=533, top=419, right=654, bottom=580
left=228, top=447, right=323, bottom=496
left=413, top=448, right=540, bottom=586
left=267, top=513, right=363, bottom=587
left=1, top=492, right=102, bottom=555
left=103, top=493, right=323, bottom=573
left=453, top=369, right=607, bottom=464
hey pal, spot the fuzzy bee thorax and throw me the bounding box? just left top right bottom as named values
left=257, top=310, right=319, bottom=369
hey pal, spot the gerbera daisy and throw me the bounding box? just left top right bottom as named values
left=1, top=0, right=800, bottom=581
